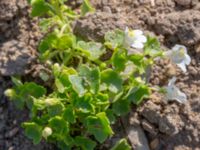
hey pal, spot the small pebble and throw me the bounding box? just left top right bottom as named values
left=5, top=128, right=19, bottom=138
left=8, top=146, right=14, bottom=150
left=150, top=138, right=159, bottom=150
left=175, top=0, right=191, bottom=6
left=141, top=120, right=158, bottom=136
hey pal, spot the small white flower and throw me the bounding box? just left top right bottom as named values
left=164, top=44, right=191, bottom=72
left=164, top=77, right=187, bottom=103
left=42, top=127, right=52, bottom=139
left=124, top=27, right=147, bottom=49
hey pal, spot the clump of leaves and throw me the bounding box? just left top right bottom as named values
left=5, top=0, right=189, bottom=150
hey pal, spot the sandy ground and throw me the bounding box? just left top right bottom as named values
left=0, top=0, right=200, bottom=149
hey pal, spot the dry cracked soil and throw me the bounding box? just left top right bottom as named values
left=0, top=0, right=200, bottom=150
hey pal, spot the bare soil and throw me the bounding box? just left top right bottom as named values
left=0, top=0, right=200, bottom=150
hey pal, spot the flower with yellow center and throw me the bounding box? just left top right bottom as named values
left=124, top=27, right=147, bottom=49
left=164, top=44, right=191, bottom=73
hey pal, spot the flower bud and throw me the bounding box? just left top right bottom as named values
left=42, top=127, right=52, bottom=139
left=39, top=71, right=50, bottom=82
left=45, top=98, right=54, bottom=106
left=46, top=60, right=52, bottom=66
left=100, top=63, right=106, bottom=68
left=4, top=89, right=16, bottom=99
left=53, top=63, right=61, bottom=77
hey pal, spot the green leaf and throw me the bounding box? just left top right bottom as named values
left=11, top=77, right=23, bottom=86
left=52, top=63, right=61, bottom=77
left=112, top=49, right=127, bottom=71
left=86, top=68, right=100, bottom=94
left=23, top=122, right=42, bottom=145
left=32, top=98, right=46, bottom=110
left=55, top=67, right=77, bottom=93
left=63, top=6, right=78, bottom=18
left=57, top=141, right=72, bottom=150
left=13, top=82, right=46, bottom=109
left=63, top=134, right=74, bottom=146
left=129, top=54, right=146, bottom=74
left=39, top=16, right=61, bottom=32
left=27, top=0, right=32, bottom=4
left=39, top=18, right=53, bottom=32
left=106, top=109, right=116, bottom=124
left=112, top=99, right=130, bottom=116
left=63, top=105, right=76, bottom=123
left=49, top=116, right=69, bottom=135
left=86, top=112, right=113, bottom=143
left=73, top=94, right=95, bottom=113
left=47, top=102, right=64, bottom=117
left=127, top=85, right=150, bottom=105
left=30, top=0, right=50, bottom=17
left=81, top=0, right=95, bottom=16
left=79, top=65, right=100, bottom=94
left=77, top=41, right=105, bottom=60
left=104, top=30, right=124, bottom=49
left=39, top=33, right=75, bottom=54
left=55, top=78, right=66, bottom=93
left=144, top=36, right=161, bottom=56
left=97, top=112, right=113, bottom=135
left=57, top=34, right=76, bottom=50
left=69, top=75, right=86, bottom=97
left=58, top=0, right=68, bottom=4
left=62, top=67, right=77, bottom=75
left=38, top=33, right=57, bottom=54
left=129, top=54, right=144, bottom=66
left=111, top=139, right=131, bottom=150
left=95, top=93, right=109, bottom=111
left=56, top=127, right=74, bottom=148
left=75, top=136, right=96, bottom=150
left=22, top=82, right=46, bottom=98
left=101, top=69, right=123, bottom=93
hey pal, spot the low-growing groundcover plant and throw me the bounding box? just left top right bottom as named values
left=5, top=0, right=191, bottom=149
